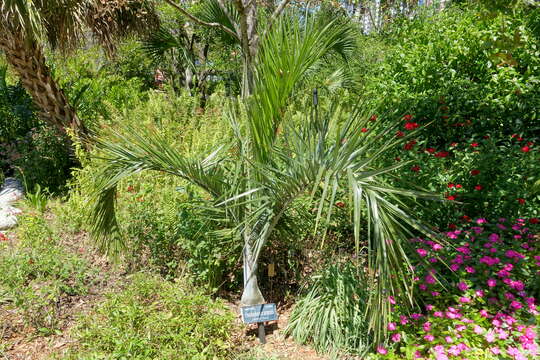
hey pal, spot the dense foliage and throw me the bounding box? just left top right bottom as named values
left=0, top=1, right=539, bottom=359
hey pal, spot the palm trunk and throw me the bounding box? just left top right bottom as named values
left=241, top=235, right=265, bottom=306
left=0, top=32, right=88, bottom=142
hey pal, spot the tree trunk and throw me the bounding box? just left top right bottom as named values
left=0, top=32, right=88, bottom=142
left=241, top=237, right=265, bottom=306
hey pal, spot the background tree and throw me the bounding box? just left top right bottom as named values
left=0, top=0, right=158, bottom=141
left=164, top=0, right=292, bottom=96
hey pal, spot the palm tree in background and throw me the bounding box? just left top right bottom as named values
left=87, top=15, right=439, bottom=342
left=0, top=0, right=158, bottom=141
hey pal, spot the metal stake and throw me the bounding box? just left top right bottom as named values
left=258, top=322, right=266, bottom=344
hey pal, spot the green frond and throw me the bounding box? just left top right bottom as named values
left=249, top=14, right=357, bottom=163
left=88, top=125, right=229, bottom=254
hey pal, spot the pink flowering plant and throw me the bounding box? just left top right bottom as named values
left=370, top=218, right=539, bottom=359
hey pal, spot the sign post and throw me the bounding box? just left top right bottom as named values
left=241, top=303, right=279, bottom=344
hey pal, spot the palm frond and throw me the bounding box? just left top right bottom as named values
left=141, top=25, right=186, bottom=64
left=249, top=14, right=358, bottom=163
left=196, top=0, right=240, bottom=44
left=88, top=125, right=229, bottom=254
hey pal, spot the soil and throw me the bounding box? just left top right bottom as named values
left=0, top=211, right=329, bottom=360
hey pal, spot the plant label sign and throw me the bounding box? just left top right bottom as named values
left=241, top=303, right=278, bottom=324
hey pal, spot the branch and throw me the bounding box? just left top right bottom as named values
left=164, top=0, right=239, bottom=41
left=262, top=0, right=291, bottom=40
left=216, top=0, right=241, bottom=37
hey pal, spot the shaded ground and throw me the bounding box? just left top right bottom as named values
left=0, top=211, right=328, bottom=360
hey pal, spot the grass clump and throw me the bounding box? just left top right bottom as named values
left=0, top=214, right=93, bottom=334
left=63, top=273, right=237, bottom=360
left=286, top=262, right=371, bottom=356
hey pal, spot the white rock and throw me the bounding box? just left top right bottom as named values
left=0, top=207, right=19, bottom=229
left=0, top=178, right=24, bottom=230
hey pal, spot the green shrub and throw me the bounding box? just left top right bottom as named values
left=64, top=273, right=236, bottom=360
left=0, top=215, right=93, bottom=334
left=358, top=5, right=540, bottom=227
left=286, top=262, right=371, bottom=356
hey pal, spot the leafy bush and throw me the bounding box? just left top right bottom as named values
left=64, top=273, right=236, bottom=360
left=385, top=119, right=539, bottom=227
left=370, top=217, right=539, bottom=359
left=359, top=5, right=540, bottom=226
left=0, top=66, right=36, bottom=143
left=0, top=65, right=76, bottom=193
left=0, top=215, right=93, bottom=334
left=286, top=262, right=371, bottom=356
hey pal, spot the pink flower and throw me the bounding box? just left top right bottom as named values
left=377, top=346, right=388, bottom=355
left=465, top=266, right=476, bottom=273
left=485, top=330, right=495, bottom=343
left=490, top=347, right=501, bottom=355
left=479, top=309, right=489, bottom=317
left=433, top=311, right=443, bottom=317
left=510, top=300, right=522, bottom=310
left=417, top=248, right=428, bottom=257
left=488, top=233, right=500, bottom=242
left=399, top=315, right=408, bottom=325
left=487, top=278, right=497, bottom=287
left=391, top=333, right=401, bottom=342
left=459, top=297, right=471, bottom=303
left=457, top=281, right=468, bottom=291
left=388, top=295, right=396, bottom=305
left=424, top=334, right=434, bottom=342
left=432, top=243, right=443, bottom=251
left=388, top=322, right=397, bottom=331
left=475, top=290, right=485, bottom=297
left=473, top=325, right=484, bottom=334
left=445, top=336, right=453, bottom=343
left=423, top=322, right=431, bottom=331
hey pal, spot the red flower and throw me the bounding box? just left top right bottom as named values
left=403, top=114, right=413, bottom=121
left=461, top=215, right=471, bottom=222
left=448, top=223, right=457, bottom=230
left=527, top=141, right=534, bottom=146
left=361, top=127, right=368, bottom=133
left=404, top=140, right=417, bottom=150
left=441, top=115, right=449, bottom=119
left=395, top=157, right=401, bottom=161
left=426, top=147, right=436, bottom=153
left=517, top=198, right=526, bottom=205
left=470, top=169, right=480, bottom=176
left=474, top=185, right=483, bottom=191
left=529, top=218, right=539, bottom=224
left=434, top=151, right=449, bottom=158
left=446, top=194, right=456, bottom=201
left=370, top=115, right=378, bottom=121
left=448, top=183, right=455, bottom=188
left=455, top=184, right=462, bottom=189
left=517, top=137, right=523, bottom=141
left=411, top=165, right=421, bottom=172
left=335, top=201, right=346, bottom=208
left=521, top=146, right=530, bottom=153
left=0, top=233, right=8, bottom=241
left=483, top=135, right=490, bottom=139
left=470, top=142, right=479, bottom=147
left=404, top=122, right=419, bottom=130
left=396, top=131, right=405, bottom=138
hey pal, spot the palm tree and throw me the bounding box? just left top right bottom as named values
left=0, top=0, right=157, bottom=141
left=87, top=15, right=438, bottom=342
